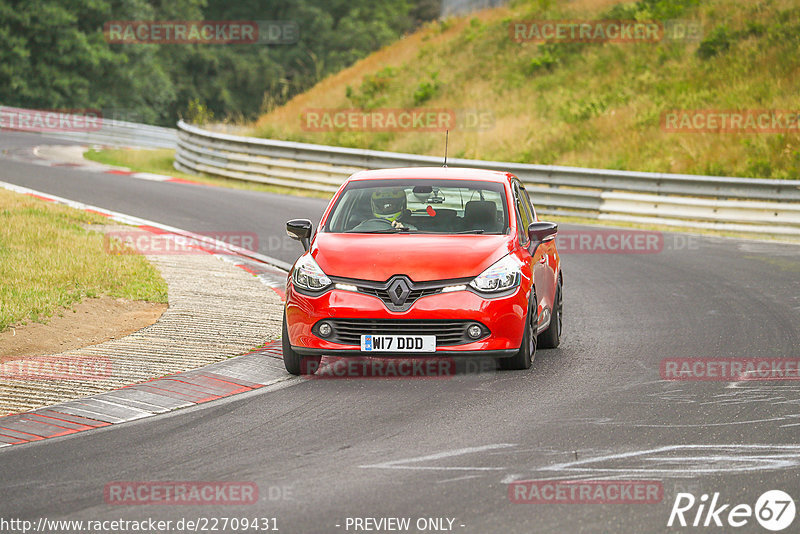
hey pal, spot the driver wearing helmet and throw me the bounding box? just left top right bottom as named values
left=370, top=188, right=415, bottom=229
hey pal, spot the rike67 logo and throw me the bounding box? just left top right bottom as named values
left=668, top=490, right=796, bottom=531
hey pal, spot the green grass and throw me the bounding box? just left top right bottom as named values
left=250, top=0, right=800, bottom=180
left=85, top=147, right=186, bottom=177
left=84, top=148, right=332, bottom=199
left=0, top=189, right=168, bottom=332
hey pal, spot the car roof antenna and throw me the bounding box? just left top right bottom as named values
left=443, top=130, right=449, bottom=168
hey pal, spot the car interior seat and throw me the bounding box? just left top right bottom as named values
left=463, top=200, right=498, bottom=232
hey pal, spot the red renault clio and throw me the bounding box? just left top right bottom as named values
left=282, top=167, right=562, bottom=374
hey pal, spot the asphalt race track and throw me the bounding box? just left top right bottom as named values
left=0, top=133, right=325, bottom=266
left=1, top=131, right=800, bottom=533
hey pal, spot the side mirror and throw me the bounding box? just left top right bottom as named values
left=286, top=219, right=312, bottom=251
left=528, top=221, right=558, bottom=243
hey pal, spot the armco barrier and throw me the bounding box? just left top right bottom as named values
left=53, top=119, right=177, bottom=149
left=0, top=106, right=177, bottom=149
left=175, top=121, right=800, bottom=236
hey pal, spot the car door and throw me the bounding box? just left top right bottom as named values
left=514, top=181, right=556, bottom=331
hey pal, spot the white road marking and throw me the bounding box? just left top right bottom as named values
left=359, top=443, right=516, bottom=471
left=131, top=172, right=171, bottom=182
left=602, top=417, right=786, bottom=428
left=538, top=444, right=800, bottom=477
left=551, top=415, right=787, bottom=428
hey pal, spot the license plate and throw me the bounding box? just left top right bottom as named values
left=361, top=335, right=436, bottom=352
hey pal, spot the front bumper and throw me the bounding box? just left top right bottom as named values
left=285, top=283, right=528, bottom=356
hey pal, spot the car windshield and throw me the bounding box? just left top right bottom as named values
left=325, top=179, right=509, bottom=234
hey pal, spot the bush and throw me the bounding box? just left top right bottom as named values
left=697, top=26, right=732, bottom=60
left=636, top=0, right=700, bottom=19
left=182, top=99, right=214, bottom=125
left=559, top=96, right=609, bottom=123
left=527, top=50, right=558, bottom=74
left=346, top=67, right=397, bottom=109
left=413, top=72, right=440, bottom=105
left=604, top=0, right=699, bottom=20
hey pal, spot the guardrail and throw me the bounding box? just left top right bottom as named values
left=175, top=121, right=800, bottom=236
left=3, top=105, right=797, bottom=235
left=54, top=119, right=177, bottom=149
left=0, top=106, right=177, bottom=149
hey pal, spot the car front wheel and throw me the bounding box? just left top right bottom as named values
left=499, top=293, right=537, bottom=370
left=282, top=312, right=321, bottom=375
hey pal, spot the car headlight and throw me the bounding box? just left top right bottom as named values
left=292, top=254, right=331, bottom=291
left=469, top=254, right=521, bottom=293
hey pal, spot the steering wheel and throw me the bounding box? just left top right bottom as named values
left=350, top=218, right=416, bottom=232
left=361, top=218, right=395, bottom=227
left=349, top=218, right=396, bottom=232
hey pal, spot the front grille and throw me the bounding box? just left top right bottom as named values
left=319, top=319, right=487, bottom=347
left=359, top=287, right=442, bottom=308
left=328, top=274, right=474, bottom=311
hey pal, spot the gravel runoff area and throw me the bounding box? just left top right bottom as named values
left=0, top=226, right=284, bottom=415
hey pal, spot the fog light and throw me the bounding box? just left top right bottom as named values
left=318, top=322, right=333, bottom=338
left=467, top=324, right=483, bottom=339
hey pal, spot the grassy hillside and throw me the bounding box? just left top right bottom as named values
left=250, top=0, right=800, bottom=179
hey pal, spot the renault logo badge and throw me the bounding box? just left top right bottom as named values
left=387, top=278, right=411, bottom=306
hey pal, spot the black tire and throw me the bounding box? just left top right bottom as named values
left=282, top=312, right=321, bottom=375
left=499, top=293, right=537, bottom=370
left=538, top=276, right=562, bottom=349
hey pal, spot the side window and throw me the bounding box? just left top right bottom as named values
left=519, top=184, right=536, bottom=222
left=513, top=183, right=531, bottom=245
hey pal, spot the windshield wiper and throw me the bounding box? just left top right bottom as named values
left=454, top=229, right=485, bottom=234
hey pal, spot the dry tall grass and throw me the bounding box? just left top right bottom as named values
left=251, top=0, right=800, bottom=179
